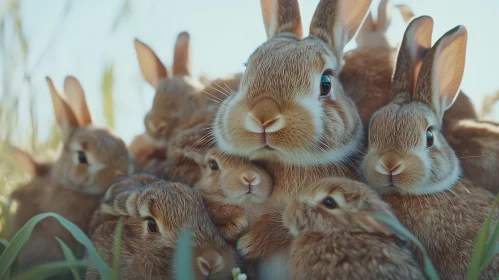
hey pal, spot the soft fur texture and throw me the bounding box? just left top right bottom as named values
left=9, top=76, right=130, bottom=271
left=282, top=177, right=424, bottom=280
left=86, top=174, right=237, bottom=280
left=186, top=148, right=274, bottom=243
left=361, top=16, right=499, bottom=279
left=211, top=0, right=373, bottom=278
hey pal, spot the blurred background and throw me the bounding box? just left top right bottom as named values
left=0, top=0, right=498, bottom=189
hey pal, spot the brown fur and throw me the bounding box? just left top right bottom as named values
left=445, top=119, right=499, bottom=194
left=361, top=16, right=499, bottom=279
left=282, top=177, right=424, bottom=280
left=10, top=160, right=100, bottom=271
left=128, top=133, right=167, bottom=172
left=186, top=148, right=274, bottom=243
left=212, top=1, right=372, bottom=278
left=383, top=182, right=499, bottom=279
left=86, top=175, right=237, bottom=280
left=9, top=76, right=130, bottom=271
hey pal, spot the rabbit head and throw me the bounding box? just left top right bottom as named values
left=356, top=0, right=393, bottom=49
left=187, top=148, right=273, bottom=206
left=361, top=16, right=468, bottom=195
left=135, top=32, right=205, bottom=146
left=45, top=77, right=131, bottom=195
left=92, top=176, right=237, bottom=279
left=214, top=0, right=371, bottom=166
left=283, top=177, right=398, bottom=237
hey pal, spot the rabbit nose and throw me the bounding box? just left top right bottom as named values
left=244, top=98, right=285, bottom=133
left=376, top=155, right=405, bottom=176
left=241, top=171, right=261, bottom=186
left=245, top=113, right=285, bottom=133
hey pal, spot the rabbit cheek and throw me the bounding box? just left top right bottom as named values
left=90, top=167, right=125, bottom=194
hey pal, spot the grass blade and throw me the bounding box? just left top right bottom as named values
left=111, top=217, right=124, bottom=280
left=174, top=228, right=194, bottom=280
left=12, top=260, right=87, bottom=280
left=0, top=237, right=7, bottom=255
left=468, top=193, right=499, bottom=279
left=0, top=212, right=111, bottom=279
left=372, top=214, right=440, bottom=280
left=56, top=237, right=82, bottom=280
left=101, top=64, right=115, bottom=129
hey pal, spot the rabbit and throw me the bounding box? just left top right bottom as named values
left=360, top=16, right=499, bottom=279
left=135, top=33, right=241, bottom=150
left=8, top=76, right=131, bottom=272
left=86, top=174, right=238, bottom=280
left=184, top=147, right=274, bottom=243
left=212, top=0, right=373, bottom=278
left=128, top=132, right=167, bottom=172
left=283, top=177, right=425, bottom=280
left=343, top=2, right=476, bottom=130
left=444, top=119, right=499, bottom=194
left=355, top=0, right=395, bottom=50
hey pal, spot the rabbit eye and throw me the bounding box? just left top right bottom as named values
left=208, top=159, right=219, bottom=170
left=426, top=128, right=434, bottom=147
left=321, top=197, right=338, bottom=209
left=146, top=218, right=158, bottom=233
left=320, top=74, right=332, bottom=97
left=77, top=151, right=88, bottom=164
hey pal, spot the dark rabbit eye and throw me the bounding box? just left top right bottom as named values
left=321, top=197, right=338, bottom=209
left=320, top=74, right=332, bottom=97
left=208, top=159, right=219, bottom=170
left=146, top=218, right=158, bottom=233
left=426, top=128, right=434, bottom=147
left=77, top=151, right=88, bottom=164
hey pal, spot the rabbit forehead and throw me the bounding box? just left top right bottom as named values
left=369, top=103, right=437, bottom=151
left=70, top=126, right=129, bottom=163
left=242, top=39, right=338, bottom=98
left=152, top=77, right=199, bottom=110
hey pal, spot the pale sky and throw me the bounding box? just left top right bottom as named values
left=2, top=0, right=499, bottom=145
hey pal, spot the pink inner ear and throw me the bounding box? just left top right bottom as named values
left=198, top=258, right=211, bottom=276
left=412, top=60, right=423, bottom=94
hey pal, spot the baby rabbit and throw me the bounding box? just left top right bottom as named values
left=283, top=177, right=425, bottom=280
left=8, top=76, right=131, bottom=271
left=86, top=174, right=238, bottom=280
left=213, top=0, right=373, bottom=278
left=355, top=0, right=394, bottom=49
left=361, top=16, right=499, bottom=279
left=186, top=148, right=273, bottom=243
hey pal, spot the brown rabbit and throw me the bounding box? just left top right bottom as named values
left=135, top=33, right=240, bottom=149
left=128, top=132, right=167, bottom=172
left=8, top=76, right=131, bottom=271
left=86, top=174, right=238, bottom=280
left=444, top=119, right=499, bottom=194
left=185, top=148, right=274, bottom=243
left=361, top=16, right=499, bottom=279
left=283, top=177, right=425, bottom=280
left=213, top=0, right=373, bottom=278
left=343, top=2, right=476, bottom=130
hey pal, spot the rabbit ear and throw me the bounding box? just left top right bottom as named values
left=260, top=0, right=303, bottom=39
left=9, top=146, right=43, bottom=177
left=377, top=0, right=392, bottom=32
left=196, top=248, right=225, bottom=276
left=413, top=25, right=468, bottom=120
left=134, top=39, right=168, bottom=88
left=103, top=174, right=158, bottom=201
left=390, top=16, right=433, bottom=103
left=172, top=32, right=192, bottom=76
left=356, top=11, right=374, bottom=42
left=396, top=4, right=415, bottom=23
left=309, top=0, right=372, bottom=58
left=46, top=77, right=80, bottom=142
left=64, top=76, right=92, bottom=126
left=102, top=187, right=140, bottom=216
